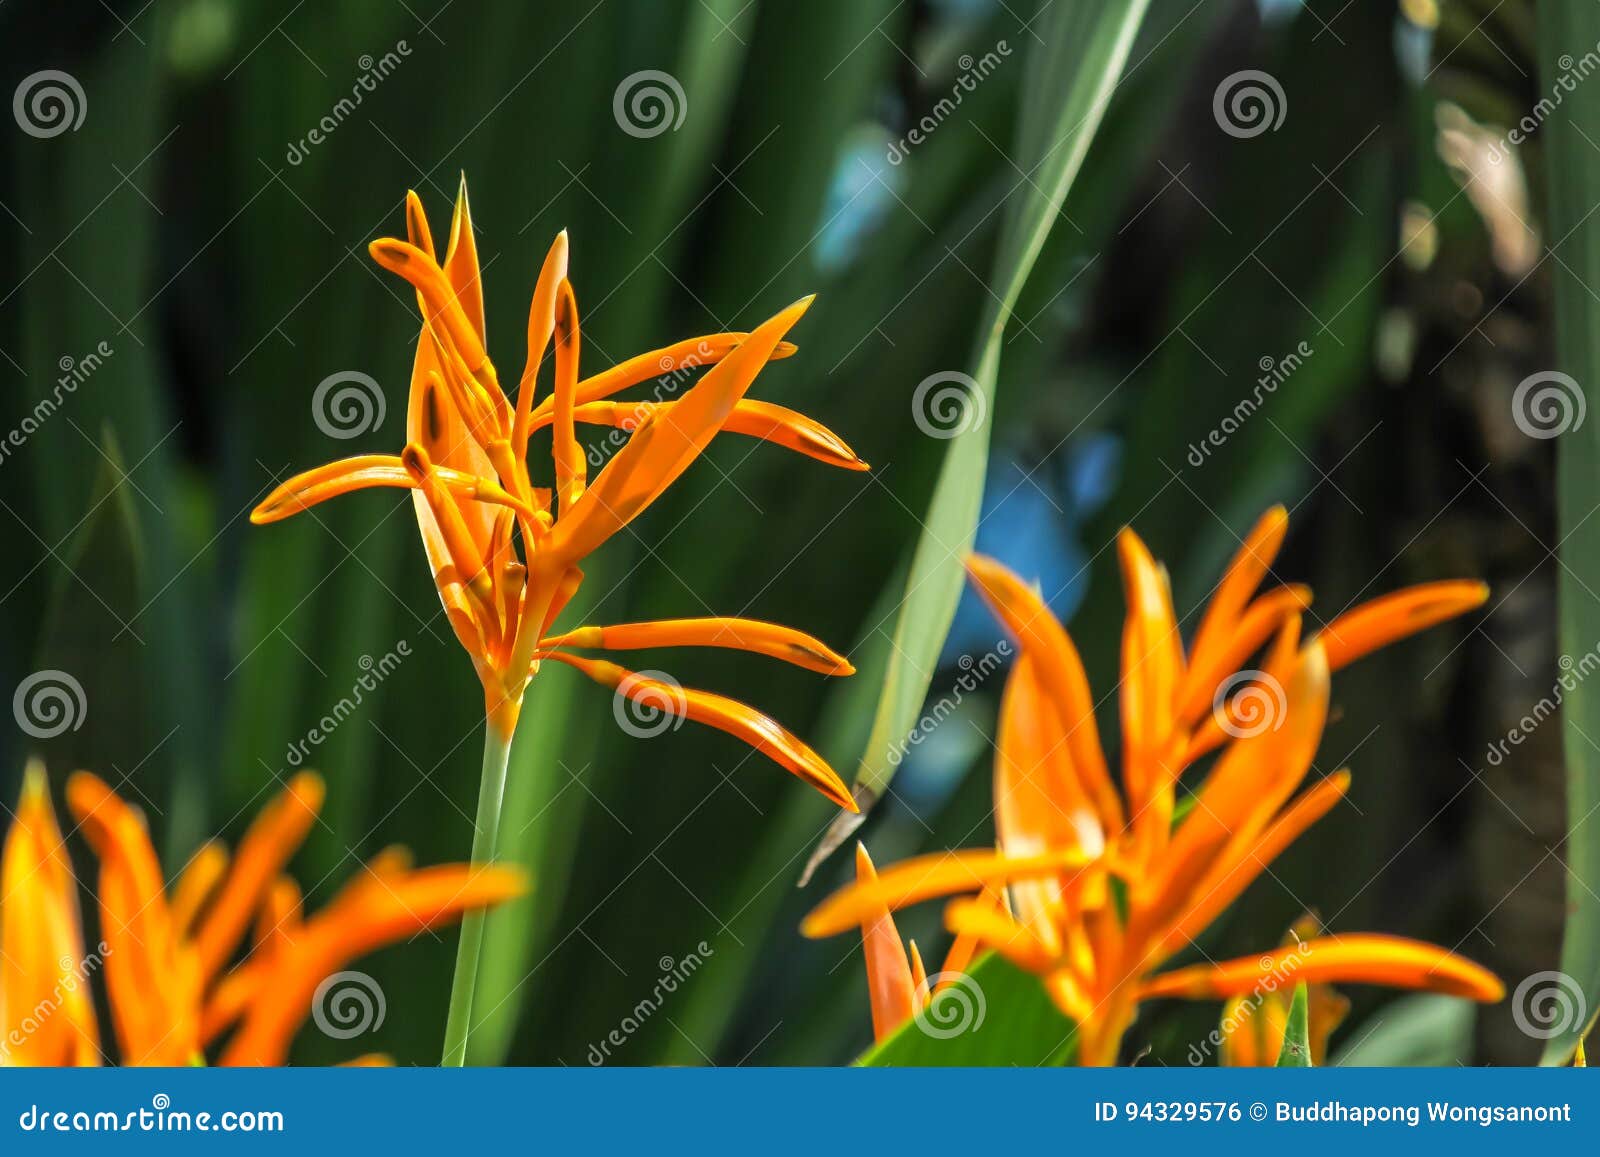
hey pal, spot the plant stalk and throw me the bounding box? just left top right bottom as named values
left=441, top=705, right=518, bottom=1065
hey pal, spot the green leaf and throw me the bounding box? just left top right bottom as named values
left=1539, top=0, right=1600, bottom=1066
left=1331, top=995, right=1477, bottom=1067
left=858, top=952, right=1075, bottom=1066
left=839, top=0, right=1151, bottom=836
left=1275, top=983, right=1312, bottom=1067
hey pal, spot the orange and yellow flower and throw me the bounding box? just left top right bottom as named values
left=805, top=508, right=1504, bottom=1064
left=252, top=180, right=862, bottom=810
left=1215, top=917, right=1349, bottom=1066
left=0, top=760, right=522, bottom=1066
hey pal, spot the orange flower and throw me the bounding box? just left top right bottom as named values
left=252, top=180, right=862, bottom=810
left=1215, top=917, right=1349, bottom=1066
left=804, top=508, right=1503, bottom=1064
left=851, top=843, right=1002, bottom=1042
left=0, top=763, right=523, bottom=1066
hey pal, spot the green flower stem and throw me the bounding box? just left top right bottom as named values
left=441, top=712, right=516, bottom=1066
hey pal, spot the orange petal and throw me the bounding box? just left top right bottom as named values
left=220, top=863, right=525, bottom=1066
left=513, top=231, right=570, bottom=456
left=1183, top=613, right=1304, bottom=763
left=964, top=554, right=1124, bottom=832
left=193, top=772, right=323, bottom=983
left=1188, top=507, right=1289, bottom=675
left=1117, top=528, right=1184, bottom=829
left=1150, top=771, right=1350, bottom=960
left=1218, top=993, right=1284, bottom=1067
left=67, top=772, right=200, bottom=1065
left=1, top=762, right=101, bottom=1065
left=909, top=941, right=929, bottom=1006
left=1314, top=580, right=1489, bottom=671
left=1144, top=642, right=1330, bottom=920
left=442, top=174, right=486, bottom=345
left=543, top=617, right=853, bottom=676
left=855, top=844, right=917, bottom=1042
left=802, top=847, right=1093, bottom=938
left=1139, top=935, right=1504, bottom=1003
left=404, top=189, right=435, bottom=261
left=170, top=840, right=229, bottom=939
left=937, top=881, right=1004, bottom=984
left=532, top=334, right=799, bottom=417
left=544, top=652, right=855, bottom=811
left=250, top=454, right=534, bottom=525
left=1176, top=584, right=1311, bottom=727
left=369, top=238, right=491, bottom=379
left=943, top=895, right=1061, bottom=975
left=255, top=875, right=304, bottom=955
left=546, top=297, right=814, bottom=566
left=545, top=398, right=865, bottom=472
left=995, top=653, right=1103, bottom=950
left=551, top=278, right=587, bottom=514
left=403, top=442, right=495, bottom=609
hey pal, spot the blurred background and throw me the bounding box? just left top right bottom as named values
left=0, top=0, right=1581, bottom=1065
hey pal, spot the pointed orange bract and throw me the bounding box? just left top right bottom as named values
left=804, top=509, right=1497, bottom=1064
left=0, top=765, right=523, bottom=1067
left=0, top=762, right=101, bottom=1066
left=850, top=843, right=1007, bottom=1044
left=253, top=181, right=860, bottom=808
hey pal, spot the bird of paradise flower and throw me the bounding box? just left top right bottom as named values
left=807, top=508, right=1504, bottom=1065
left=0, top=760, right=522, bottom=1065
left=253, top=179, right=865, bottom=1062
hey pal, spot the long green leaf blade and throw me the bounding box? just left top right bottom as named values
left=1540, top=0, right=1600, bottom=1066
left=838, top=0, right=1150, bottom=835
